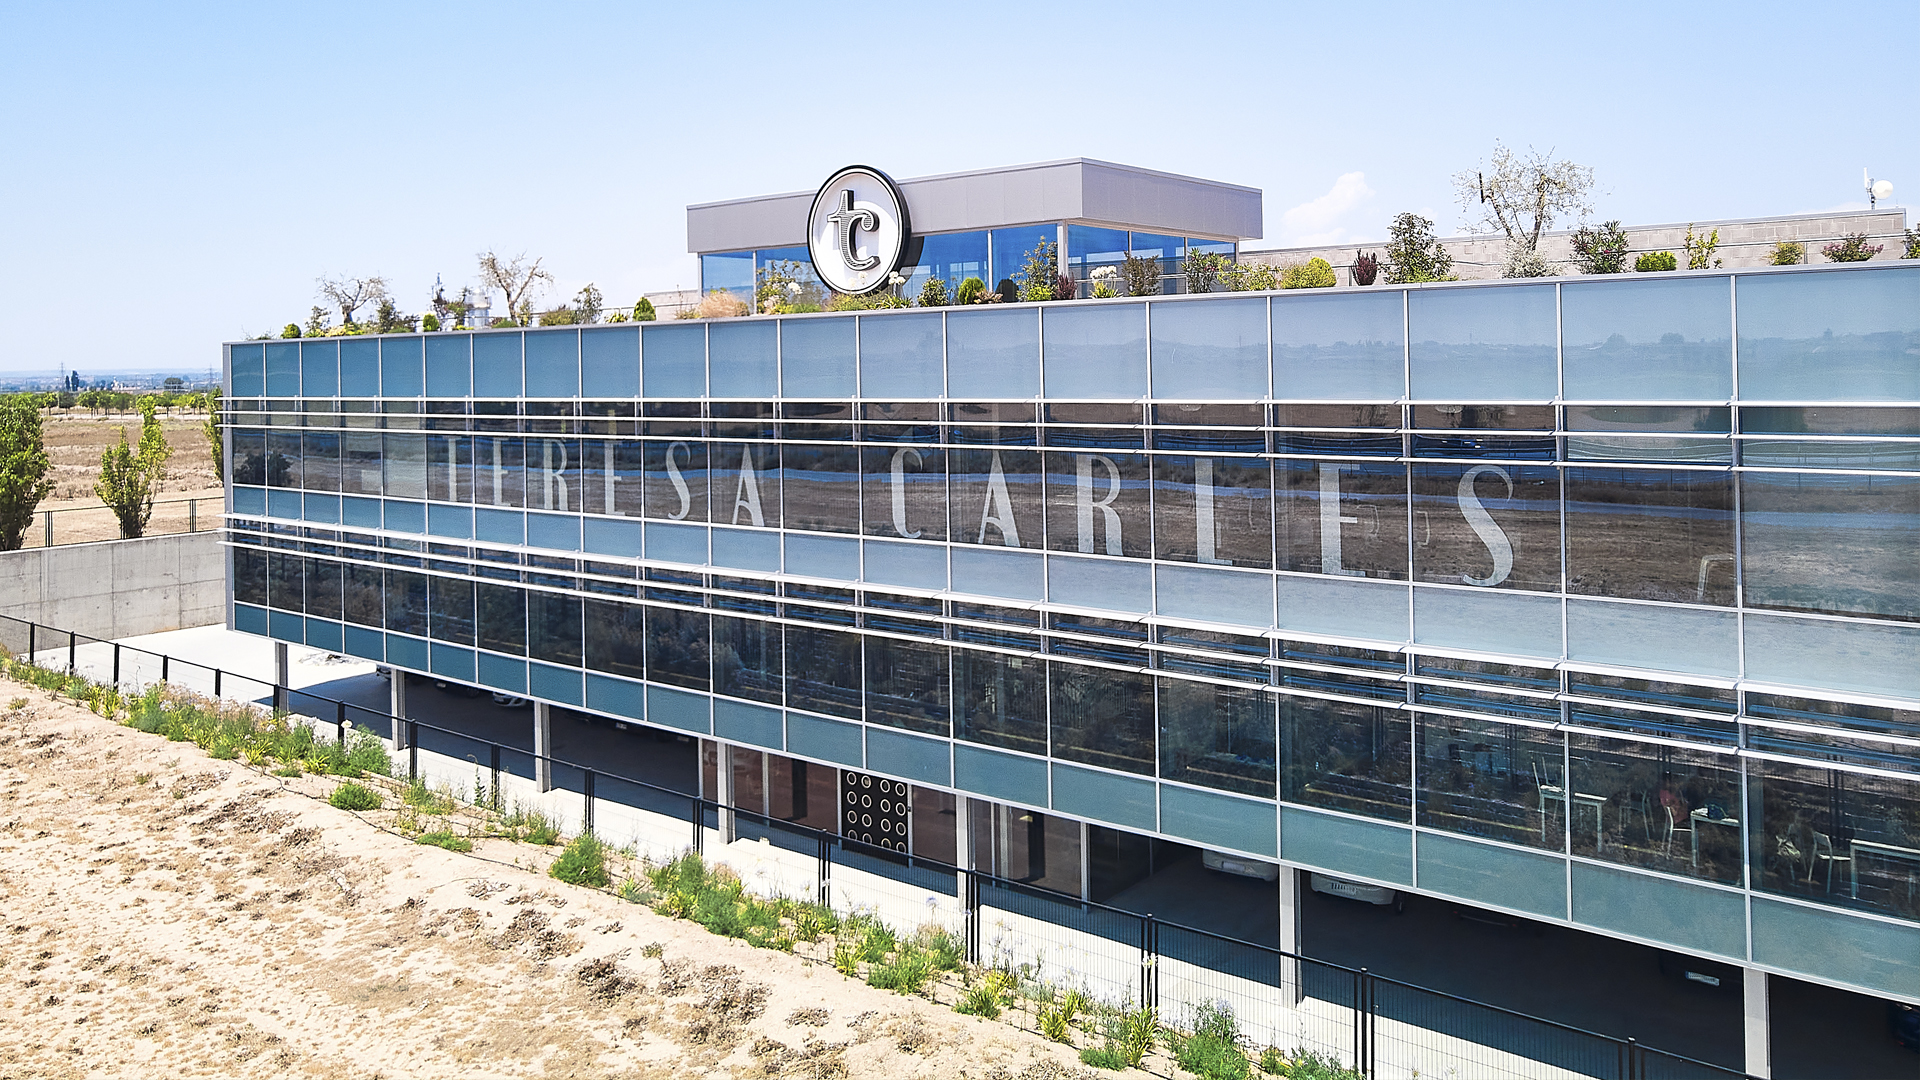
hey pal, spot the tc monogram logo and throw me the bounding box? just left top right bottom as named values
left=807, top=165, right=911, bottom=296
left=826, top=189, right=880, bottom=272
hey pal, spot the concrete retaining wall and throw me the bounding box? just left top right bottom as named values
left=0, top=530, right=224, bottom=640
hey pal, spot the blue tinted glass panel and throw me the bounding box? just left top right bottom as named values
left=264, top=342, right=300, bottom=396
left=709, top=320, right=777, bottom=397
left=899, top=230, right=989, bottom=300
left=379, top=337, right=423, bottom=397
left=991, top=225, right=1058, bottom=291
left=230, top=343, right=264, bottom=396
left=860, top=312, right=943, bottom=398
left=1151, top=297, right=1267, bottom=398
left=948, top=308, right=1038, bottom=397
left=1408, top=286, right=1557, bottom=399
left=643, top=324, right=706, bottom=396
left=781, top=318, right=855, bottom=396
left=1066, top=225, right=1131, bottom=296
left=701, top=251, right=754, bottom=304
left=580, top=326, right=639, bottom=397
left=1737, top=267, right=1920, bottom=400
left=424, top=334, right=470, bottom=397
left=300, top=341, right=337, bottom=396
left=1562, top=277, right=1731, bottom=400
left=1044, top=304, right=1146, bottom=398
left=1273, top=291, right=1405, bottom=399
left=524, top=329, right=579, bottom=397
left=1130, top=232, right=1184, bottom=294
left=338, top=340, right=378, bottom=396
left=472, top=333, right=522, bottom=397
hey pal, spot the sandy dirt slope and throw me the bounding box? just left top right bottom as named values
left=0, top=688, right=1106, bottom=1080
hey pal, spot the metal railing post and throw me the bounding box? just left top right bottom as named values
left=964, top=868, right=980, bottom=965
left=407, top=722, right=417, bottom=780
left=43, top=511, right=51, bottom=548
left=27, top=624, right=34, bottom=666
left=67, top=635, right=75, bottom=674
left=583, top=769, right=595, bottom=834
left=187, top=499, right=197, bottom=533
left=690, top=798, right=704, bottom=856
left=336, top=700, right=346, bottom=746
left=214, top=668, right=222, bottom=698
left=160, top=654, right=168, bottom=684
left=818, top=834, right=831, bottom=909
left=489, top=743, right=501, bottom=809
left=1359, top=967, right=1375, bottom=1080
left=112, top=643, right=120, bottom=687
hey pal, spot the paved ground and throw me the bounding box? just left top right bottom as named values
left=109, top=625, right=1920, bottom=1079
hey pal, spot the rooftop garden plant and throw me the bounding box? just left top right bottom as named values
left=1822, top=233, right=1883, bottom=262
left=1281, top=257, right=1337, bottom=289
left=1768, top=240, right=1806, bottom=266
left=1569, top=221, right=1630, bottom=274
left=1633, top=250, right=1677, bottom=272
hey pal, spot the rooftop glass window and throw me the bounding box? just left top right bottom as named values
left=1272, top=291, right=1404, bottom=400
left=1408, top=285, right=1557, bottom=400
left=1561, top=277, right=1732, bottom=400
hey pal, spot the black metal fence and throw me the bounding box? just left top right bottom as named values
left=0, top=612, right=1755, bottom=1080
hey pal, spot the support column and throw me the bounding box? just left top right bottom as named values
left=1279, top=866, right=1304, bottom=1005
left=1079, top=820, right=1092, bottom=902
left=716, top=744, right=736, bottom=843
left=388, top=671, right=409, bottom=752
left=532, top=701, right=552, bottom=793
left=1743, top=968, right=1771, bottom=1079
left=955, top=795, right=973, bottom=870
left=272, top=642, right=289, bottom=712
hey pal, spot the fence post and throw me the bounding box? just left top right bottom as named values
left=214, top=668, right=222, bottom=698
left=818, top=834, right=831, bottom=910
left=1624, top=1037, right=1639, bottom=1080
left=690, top=798, right=704, bottom=856
left=407, top=722, right=417, bottom=781
left=336, top=700, right=347, bottom=746
left=43, top=511, right=51, bottom=548
left=160, top=653, right=168, bottom=684
left=963, top=869, right=980, bottom=965
left=112, top=643, right=120, bottom=687
left=188, top=499, right=197, bottom=533
left=67, top=635, right=75, bottom=674
left=584, top=769, right=596, bottom=834
left=1358, top=967, right=1375, bottom=1080
left=27, top=624, right=34, bottom=666
left=489, top=743, right=501, bottom=809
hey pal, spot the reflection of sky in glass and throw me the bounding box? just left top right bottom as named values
left=754, top=245, right=824, bottom=305
left=991, top=225, right=1059, bottom=289
left=701, top=251, right=753, bottom=301
left=898, top=230, right=989, bottom=298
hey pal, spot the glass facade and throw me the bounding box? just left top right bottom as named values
left=228, top=264, right=1920, bottom=971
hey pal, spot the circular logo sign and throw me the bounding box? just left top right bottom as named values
left=807, top=165, right=911, bottom=296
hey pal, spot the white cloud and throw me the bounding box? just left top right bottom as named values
left=1279, top=172, right=1375, bottom=246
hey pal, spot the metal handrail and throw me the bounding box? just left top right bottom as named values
left=19, top=495, right=212, bottom=550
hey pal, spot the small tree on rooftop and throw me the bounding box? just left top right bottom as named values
left=1569, top=221, right=1630, bottom=274
left=1121, top=252, right=1161, bottom=296
left=0, top=396, right=55, bottom=551
left=477, top=251, right=554, bottom=324
left=1822, top=233, right=1883, bottom=262
left=317, top=274, right=389, bottom=328
left=1382, top=213, right=1456, bottom=283
left=1017, top=238, right=1061, bottom=302
left=96, top=399, right=172, bottom=539
left=1454, top=141, right=1596, bottom=263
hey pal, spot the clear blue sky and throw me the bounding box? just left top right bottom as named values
left=0, top=1, right=1912, bottom=375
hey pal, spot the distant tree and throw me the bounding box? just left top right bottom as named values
left=1280, top=257, right=1338, bottom=289
left=633, top=297, right=657, bottom=321
left=1382, top=213, right=1456, bottom=284
left=203, top=387, right=223, bottom=483
left=1454, top=142, right=1596, bottom=264
left=280, top=323, right=302, bottom=339
left=95, top=399, right=173, bottom=539
left=163, top=377, right=185, bottom=390
left=573, top=283, right=604, bottom=324
left=477, top=251, right=554, bottom=328
left=304, top=306, right=331, bottom=337
left=0, top=396, right=55, bottom=551
left=372, top=297, right=417, bottom=334
left=317, top=275, right=389, bottom=327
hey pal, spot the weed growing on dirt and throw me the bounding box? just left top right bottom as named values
left=328, top=782, right=382, bottom=812
left=499, top=804, right=561, bottom=845
left=1169, top=999, right=1249, bottom=1080
left=1257, top=1047, right=1362, bottom=1078
left=403, top=775, right=455, bottom=814
left=550, top=832, right=612, bottom=888
left=954, top=969, right=1017, bottom=1019
left=415, top=830, right=474, bottom=853
left=643, top=852, right=829, bottom=952
left=1082, top=1005, right=1157, bottom=1070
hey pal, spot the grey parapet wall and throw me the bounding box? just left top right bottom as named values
left=0, top=531, right=225, bottom=640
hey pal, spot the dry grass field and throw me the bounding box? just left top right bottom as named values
left=0, top=685, right=1110, bottom=1080
left=24, top=411, right=221, bottom=546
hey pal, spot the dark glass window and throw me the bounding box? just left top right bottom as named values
left=343, top=561, right=384, bottom=627
left=860, top=444, right=947, bottom=542
left=1043, top=450, right=1151, bottom=558
left=1050, top=662, right=1155, bottom=775
left=1567, top=734, right=1741, bottom=885
left=265, top=431, right=301, bottom=488
left=949, top=448, right=1043, bottom=549
left=383, top=433, right=428, bottom=501
left=1751, top=759, right=1920, bottom=922
left=581, top=437, right=643, bottom=517
left=645, top=603, right=710, bottom=691
left=643, top=439, right=708, bottom=522
left=266, top=552, right=302, bottom=611
left=712, top=613, right=781, bottom=704
left=1153, top=455, right=1272, bottom=568
left=422, top=434, right=468, bottom=504
left=785, top=625, right=861, bottom=720
left=1158, top=678, right=1276, bottom=797
left=1276, top=460, right=1409, bottom=579
left=952, top=603, right=1040, bottom=648
left=1416, top=714, right=1563, bottom=850
left=472, top=435, right=527, bottom=508
left=428, top=576, right=475, bottom=645
left=232, top=429, right=267, bottom=486
left=475, top=582, right=526, bottom=655
left=526, top=437, right=583, bottom=512
left=866, top=637, right=950, bottom=736
left=305, top=559, right=343, bottom=621
left=954, top=649, right=1045, bottom=756
left=583, top=597, right=645, bottom=679
left=232, top=547, right=268, bottom=607
left=711, top=442, right=780, bottom=528
left=301, top=431, right=340, bottom=492
left=1047, top=613, right=1147, bottom=665
left=1570, top=672, right=1736, bottom=715
left=384, top=569, right=427, bottom=636
left=1565, top=467, right=1735, bottom=605
left=781, top=442, right=860, bottom=534
left=1411, top=464, right=1560, bottom=592
left=1281, top=697, right=1410, bottom=822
